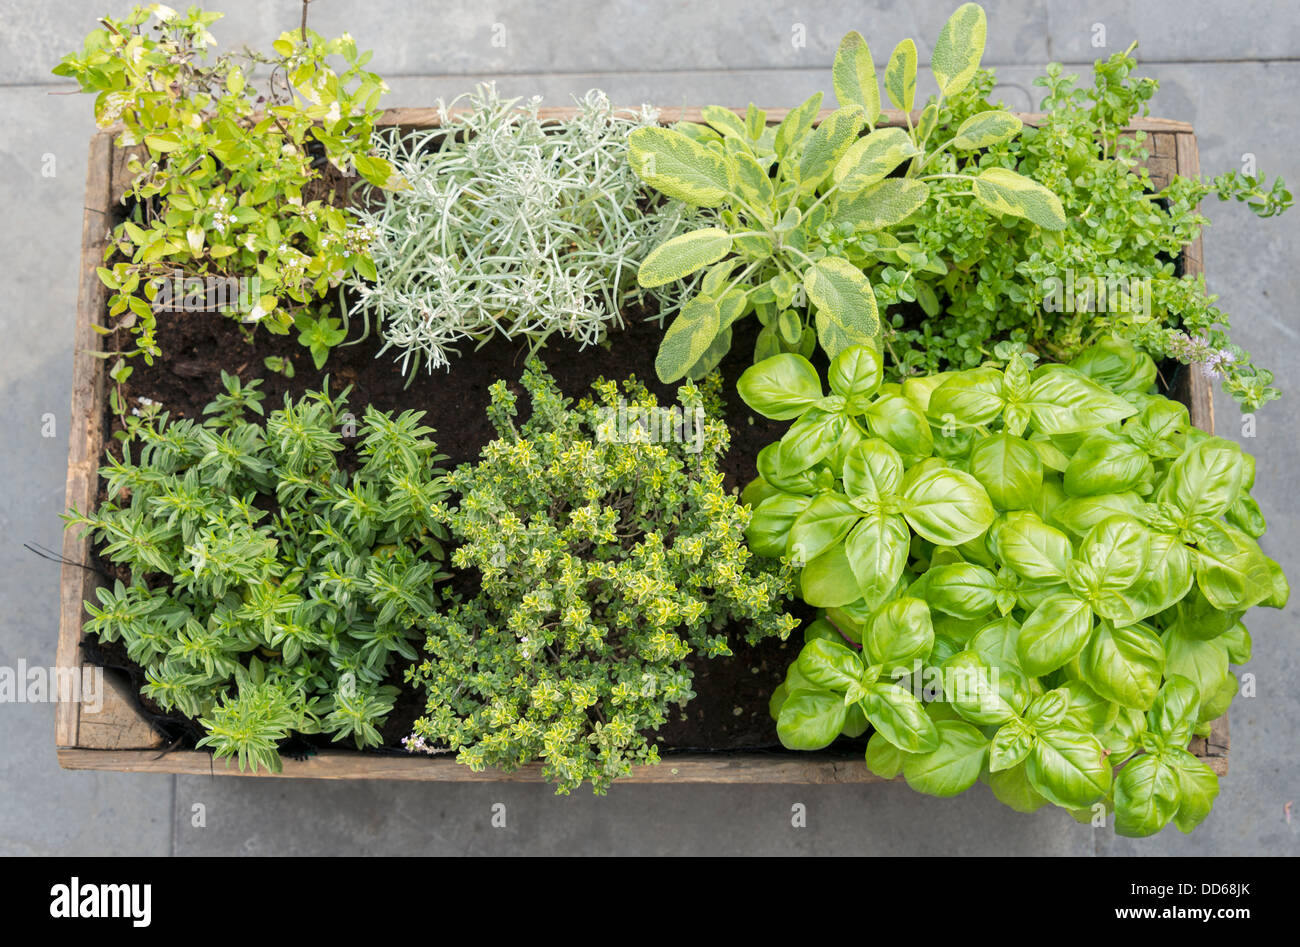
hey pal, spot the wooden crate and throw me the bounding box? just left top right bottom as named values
left=55, top=108, right=1227, bottom=782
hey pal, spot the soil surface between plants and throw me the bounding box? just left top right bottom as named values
left=93, top=300, right=829, bottom=755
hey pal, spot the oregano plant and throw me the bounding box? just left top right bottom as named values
left=54, top=3, right=402, bottom=371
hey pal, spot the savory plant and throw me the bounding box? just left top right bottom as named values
left=884, top=44, right=1291, bottom=409
left=627, top=2, right=1064, bottom=383
left=406, top=362, right=799, bottom=793
left=740, top=339, right=1286, bottom=835
left=65, top=374, right=451, bottom=772
left=345, top=85, right=711, bottom=376
left=54, top=3, right=401, bottom=371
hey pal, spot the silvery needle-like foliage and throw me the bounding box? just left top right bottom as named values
left=347, top=84, right=711, bottom=375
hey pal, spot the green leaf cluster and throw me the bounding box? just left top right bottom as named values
left=880, top=44, right=1291, bottom=409
left=627, top=3, right=1063, bottom=383
left=406, top=362, right=799, bottom=794
left=65, top=373, right=451, bottom=772
left=740, top=337, right=1286, bottom=835
left=54, top=4, right=402, bottom=366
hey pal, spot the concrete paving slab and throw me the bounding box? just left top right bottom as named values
left=172, top=775, right=1093, bottom=856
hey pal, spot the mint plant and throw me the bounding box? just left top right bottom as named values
left=54, top=4, right=401, bottom=369
left=627, top=3, right=1064, bottom=383
left=884, top=45, right=1291, bottom=409
left=740, top=339, right=1286, bottom=835
left=406, top=362, right=799, bottom=793
left=346, top=85, right=711, bottom=376
left=65, top=374, right=451, bottom=772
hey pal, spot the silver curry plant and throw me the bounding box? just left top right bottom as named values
left=345, top=85, right=712, bottom=376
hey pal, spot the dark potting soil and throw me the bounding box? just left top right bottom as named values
left=96, top=301, right=824, bottom=754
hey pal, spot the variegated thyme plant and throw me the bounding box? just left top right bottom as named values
left=406, top=362, right=799, bottom=793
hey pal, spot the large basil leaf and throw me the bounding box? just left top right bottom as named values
left=989, top=511, right=1071, bottom=582
left=1069, top=336, right=1158, bottom=394
left=1161, top=630, right=1229, bottom=711
left=1027, top=727, right=1113, bottom=810
left=744, top=492, right=811, bottom=558
left=1017, top=593, right=1093, bottom=676
left=778, top=406, right=848, bottom=474
left=1064, top=434, right=1151, bottom=497
left=788, top=491, right=860, bottom=563
left=986, top=761, right=1050, bottom=813
left=926, top=562, right=999, bottom=619
left=927, top=367, right=1004, bottom=427
left=901, top=465, right=995, bottom=544
left=1024, top=366, right=1137, bottom=435
left=1114, top=753, right=1181, bottom=837
left=969, top=433, right=1043, bottom=511
left=902, top=720, right=988, bottom=797
left=1081, top=620, right=1165, bottom=710
left=864, top=731, right=905, bottom=778
left=859, top=681, right=940, bottom=753
left=1194, top=521, right=1276, bottom=611
left=844, top=513, right=910, bottom=607
left=1166, top=747, right=1220, bottom=834
left=737, top=354, right=822, bottom=420
left=1159, top=437, right=1246, bottom=519
left=942, top=649, right=1026, bottom=725
left=864, top=596, right=934, bottom=668
left=865, top=392, right=934, bottom=462
left=1122, top=531, right=1194, bottom=620
left=777, top=688, right=849, bottom=750
left=989, top=718, right=1036, bottom=772
left=1050, top=492, right=1145, bottom=538
left=796, top=637, right=865, bottom=694
left=841, top=438, right=903, bottom=501
left=1149, top=675, right=1201, bottom=746
left=801, top=542, right=863, bottom=608
left=827, top=345, right=884, bottom=411
left=1078, top=515, right=1149, bottom=592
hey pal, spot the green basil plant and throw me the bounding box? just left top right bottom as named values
left=739, top=338, right=1286, bottom=835
left=627, top=2, right=1064, bottom=384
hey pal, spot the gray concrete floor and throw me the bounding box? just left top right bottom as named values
left=1, top=0, right=1296, bottom=855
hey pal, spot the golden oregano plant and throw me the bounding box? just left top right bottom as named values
left=53, top=3, right=404, bottom=378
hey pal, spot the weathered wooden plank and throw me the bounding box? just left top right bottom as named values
left=376, top=105, right=1194, bottom=134
left=77, top=673, right=167, bottom=750
left=57, top=747, right=883, bottom=783
left=56, top=129, right=115, bottom=750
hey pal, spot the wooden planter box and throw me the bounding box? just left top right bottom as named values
left=55, top=107, right=1228, bottom=783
